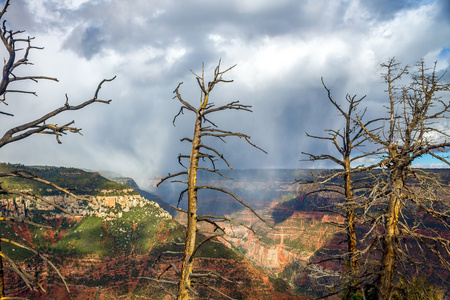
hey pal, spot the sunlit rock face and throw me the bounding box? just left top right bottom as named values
left=215, top=209, right=343, bottom=272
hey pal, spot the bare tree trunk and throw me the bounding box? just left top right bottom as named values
left=301, top=82, right=377, bottom=297
left=158, top=61, right=266, bottom=299
left=378, top=167, right=403, bottom=300
left=177, top=111, right=202, bottom=300
left=378, top=196, right=400, bottom=299
left=347, top=209, right=357, bottom=271
left=344, top=158, right=358, bottom=273
left=0, top=241, right=4, bottom=297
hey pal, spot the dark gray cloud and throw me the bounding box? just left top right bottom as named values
left=438, top=0, right=450, bottom=17
left=63, top=25, right=108, bottom=59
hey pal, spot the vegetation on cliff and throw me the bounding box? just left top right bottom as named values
left=51, top=203, right=174, bottom=257
left=0, top=163, right=137, bottom=196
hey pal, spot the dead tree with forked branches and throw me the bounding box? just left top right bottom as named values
left=155, top=61, right=266, bottom=300
left=353, top=58, right=450, bottom=300
left=299, top=78, right=384, bottom=298
left=0, top=0, right=115, bottom=298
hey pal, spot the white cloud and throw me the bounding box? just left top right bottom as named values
left=412, top=163, right=450, bottom=169
left=231, top=0, right=291, bottom=13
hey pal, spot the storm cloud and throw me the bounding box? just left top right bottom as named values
left=1, top=0, right=449, bottom=188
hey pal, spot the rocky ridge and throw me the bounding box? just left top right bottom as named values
left=1, top=191, right=171, bottom=220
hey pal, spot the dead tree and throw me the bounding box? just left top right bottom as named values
left=300, top=79, right=383, bottom=298
left=0, top=0, right=115, bottom=297
left=356, top=58, right=450, bottom=299
left=156, top=61, right=266, bottom=299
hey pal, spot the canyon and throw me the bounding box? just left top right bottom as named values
left=160, top=169, right=345, bottom=274
left=1, top=165, right=303, bottom=299
left=1, top=165, right=449, bottom=299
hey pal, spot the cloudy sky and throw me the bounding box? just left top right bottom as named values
left=0, top=0, right=449, bottom=187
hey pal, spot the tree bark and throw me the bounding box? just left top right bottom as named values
left=378, top=161, right=404, bottom=300
left=378, top=195, right=400, bottom=299
left=344, top=157, right=358, bottom=273
left=0, top=241, right=4, bottom=297
left=177, top=111, right=202, bottom=300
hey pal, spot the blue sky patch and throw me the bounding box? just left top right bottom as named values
left=438, top=47, right=450, bottom=59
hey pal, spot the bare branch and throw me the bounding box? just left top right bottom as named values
left=0, top=77, right=116, bottom=148
left=157, top=171, right=189, bottom=187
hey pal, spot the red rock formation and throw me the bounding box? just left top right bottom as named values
left=5, top=254, right=293, bottom=299
left=3, top=215, right=299, bottom=300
